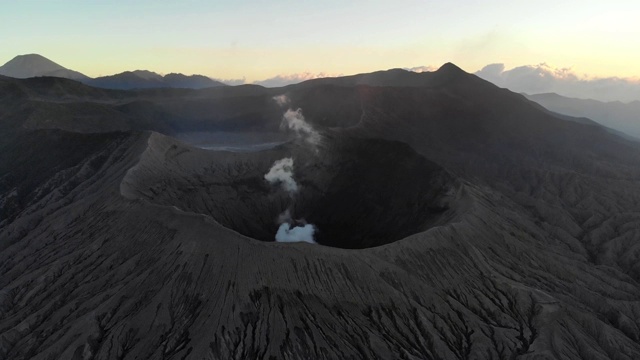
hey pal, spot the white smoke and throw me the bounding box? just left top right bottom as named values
left=275, top=222, right=316, bottom=243
left=271, top=192, right=318, bottom=244
left=266, top=95, right=321, bottom=244
left=264, top=159, right=319, bottom=244
left=272, top=94, right=322, bottom=147
left=264, top=158, right=298, bottom=194
left=281, top=108, right=321, bottom=146
left=277, top=209, right=293, bottom=223
left=272, top=94, right=290, bottom=107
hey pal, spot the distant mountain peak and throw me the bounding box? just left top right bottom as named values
left=0, top=53, right=89, bottom=80
left=130, top=70, right=163, bottom=80
left=436, top=62, right=465, bottom=74
left=13, top=53, right=50, bottom=62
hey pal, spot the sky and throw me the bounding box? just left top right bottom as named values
left=2, top=0, right=639, bottom=83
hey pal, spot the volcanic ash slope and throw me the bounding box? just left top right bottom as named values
left=1, top=130, right=640, bottom=359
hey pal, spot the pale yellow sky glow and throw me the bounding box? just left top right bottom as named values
left=2, top=0, right=639, bottom=82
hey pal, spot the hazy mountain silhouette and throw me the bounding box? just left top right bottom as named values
left=0, top=54, right=226, bottom=90
left=87, top=70, right=226, bottom=90
left=526, top=92, right=640, bottom=139
left=0, top=54, right=89, bottom=80
left=290, top=62, right=485, bottom=89
left=2, top=64, right=640, bottom=359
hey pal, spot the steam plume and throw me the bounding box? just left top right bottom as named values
left=264, top=160, right=319, bottom=243
left=281, top=108, right=321, bottom=146
left=272, top=94, right=290, bottom=107
left=275, top=222, right=316, bottom=243
left=265, top=95, right=320, bottom=244
left=272, top=94, right=321, bottom=147
left=264, top=158, right=297, bottom=194
left=277, top=209, right=293, bottom=223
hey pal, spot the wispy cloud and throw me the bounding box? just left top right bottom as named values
left=404, top=65, right=437, bottom=73
left=475, top=63, right=640, bottom=102
left=215, top=77, right=246, bottom=86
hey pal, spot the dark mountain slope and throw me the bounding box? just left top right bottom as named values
left=290, top=63, right=488, bottom=89
left=0, top=76, right=276, bottom=134
left=1, top=131, right=640, bottom=358
left=344, top=76, right=640, bottom=279
left=0, top=130, right=128, bottom=227
left=2, top=65, right=640, bottom=358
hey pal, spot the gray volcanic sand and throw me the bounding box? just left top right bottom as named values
left=2, top=65, right=640, bottom=359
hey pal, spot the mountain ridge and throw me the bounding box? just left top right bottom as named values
left=86, top=70, right=226, bottom=90
left=0, top=54, right=226, bottom=90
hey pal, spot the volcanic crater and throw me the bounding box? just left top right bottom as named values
left=121, top=132, right=459, bottom=248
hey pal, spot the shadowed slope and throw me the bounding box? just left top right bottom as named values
left=1, top=130, right=640, bottom=358
left=2, top=64, right=640, bottom=359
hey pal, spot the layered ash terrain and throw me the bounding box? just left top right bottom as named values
left=1, top=64, right=640, bottom=359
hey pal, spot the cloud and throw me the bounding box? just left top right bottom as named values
left=264, top=158, right=298, bottom=194
left=275, top=222, right=316, bottom=243
left=253, top=72, right=339, bottom=87
left=405, top=66, right=437, bottom=73
left=475, top=63, right=640, bottom=102
left=215, top=77, right=246, bottom=86
left=281, top=108, right=321, bottom=146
